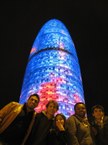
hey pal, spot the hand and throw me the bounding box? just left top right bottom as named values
left=56, top=120, right=65, bottom=131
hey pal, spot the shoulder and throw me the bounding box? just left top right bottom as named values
left=0, top=102, right=23, bottom=115
left=35, top=112, right=44, bottom=118
left=1, top=102, right=21, bottom=109
left=66, top=115, right=76, bottom=127
left=9, top=101, right=23, bottom=107
left=36, top=112, right=43, bottom=116
left=6, top=102, right=24, bottom=113
left=10, top=101, right=20, bottom=105
left=67, top=115, right=75, bottom=122
left=104, top=116, right=108, bottom=123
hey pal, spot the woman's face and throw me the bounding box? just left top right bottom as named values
left=75, top=104, right=86, bottom=118
left=55, top=115, right=65, bottom=126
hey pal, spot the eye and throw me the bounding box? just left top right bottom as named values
left=34, top=100, right=39, bottom=103
left=30, top=98, right=38, bottom=103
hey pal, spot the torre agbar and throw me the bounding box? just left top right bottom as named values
left=19, top=19, right=85, bottom=118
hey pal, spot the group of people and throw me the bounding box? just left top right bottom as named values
left=0, top=93, right=108, bottom=145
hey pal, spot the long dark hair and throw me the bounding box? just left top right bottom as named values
left=54, top=113, right=66, bottom=129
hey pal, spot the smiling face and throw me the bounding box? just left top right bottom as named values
left=45, top=100, right=59, bottom=118
left=26, top=95, right=39, bottom=111
left=75, top=103, right=86, bottom=118
left=92, top=108, right=104, bottom=120
left=46, top=102, right=58, bottom=117
left=55, top=114, right=65, bottom=126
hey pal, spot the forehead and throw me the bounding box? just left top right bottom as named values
left=56, top=115, right=63, bottom=119
left=48, top=102, right=57, bottom=108
left=29, top=96, right=38, bottom=100
left=76, top=104, right=85, bottom=108
left=93, top=108, right=103, bottom=112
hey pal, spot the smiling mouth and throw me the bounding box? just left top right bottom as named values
left=80, top=111, right=84, bottom=114
left=30, top=103, right=35, bottom=106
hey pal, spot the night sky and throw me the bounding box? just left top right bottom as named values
left=1, top=0, right=108, bottom=115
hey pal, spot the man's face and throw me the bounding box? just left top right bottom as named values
left=27, top=96, right=39, bottom=110
left=46, top=103, right=58, bottom=116
left=92, top=108, right=104, bottom=119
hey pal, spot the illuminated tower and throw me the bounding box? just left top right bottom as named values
left=19, top=19, right=85, bottom=118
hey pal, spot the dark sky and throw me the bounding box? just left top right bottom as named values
left=0, top=0, right=108, bottom=115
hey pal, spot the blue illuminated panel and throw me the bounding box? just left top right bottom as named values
left=19, top=19, right=85, bottom=118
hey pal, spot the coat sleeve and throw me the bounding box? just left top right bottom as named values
left=0, top=102, right=18, bottom=125
left=66, top=116, right=80, bottom=145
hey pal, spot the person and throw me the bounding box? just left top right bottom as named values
left=0, top=93, right=40, bottom=145
left=47, top=113, right=69, bottom=145
left=25, top=100, right=59, bottom=145
left=90, top=104, right=108, bottom=145
left=66, top=102, right=95, bottom=145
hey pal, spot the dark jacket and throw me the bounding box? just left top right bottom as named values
left=0, top=102, right=36, bottom=145
left=47, top=127, right=69, bottom=145
left=25, top=111, right=54, bottom=145
left=90, top=115, right=108, bottom=145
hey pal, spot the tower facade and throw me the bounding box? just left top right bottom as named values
left=19, top=19, right=85, bottom=118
